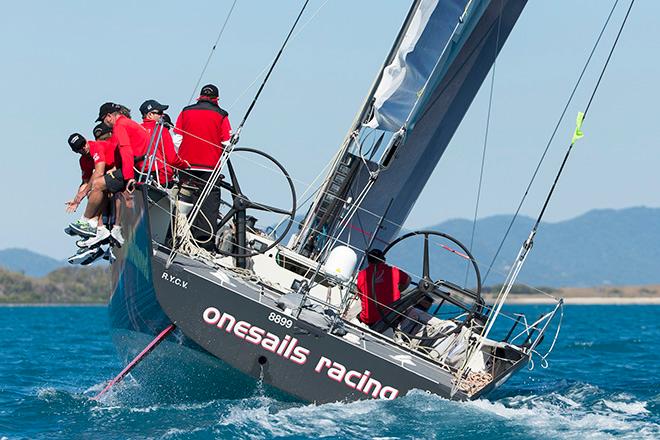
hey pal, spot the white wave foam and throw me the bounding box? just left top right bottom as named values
left=573, top=341, right=594, bottom=347
left=216, top=396, right=392, bottom=439
left=36, top=387, right=58, bottom=399
left=162, top=427, right=204, bottom=438
left=602, top=399, right=649, bottom=415
left=468, top=385, right=659, bottom=440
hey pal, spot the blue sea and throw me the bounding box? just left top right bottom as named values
left=0, top=305, right=658, bottom=439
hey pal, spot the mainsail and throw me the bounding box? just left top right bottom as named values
left=294, top=0, right=528, bottom=259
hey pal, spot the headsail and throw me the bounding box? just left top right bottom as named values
left=367, top=0, right=469, bottom=132
left=294, top=0, right=528, bottom=260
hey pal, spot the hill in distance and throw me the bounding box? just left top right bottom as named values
left=0, top=266, right=110, bottom=304
left=0, top=248, right=66, bottom=277
left=1, top=206, right=658, bottom=287
left=395, top=206, right=660, bottom=288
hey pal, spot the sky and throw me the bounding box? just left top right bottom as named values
left=0, top=0, right=657, bottom=260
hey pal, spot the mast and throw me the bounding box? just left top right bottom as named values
left=294, top=0, right=528, bottom=262
left=293, top=0, right=422, bottom=256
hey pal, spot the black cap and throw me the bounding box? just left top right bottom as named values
left=93, top=123, right=112, bottom=140
left=162, top=113, right=173, bottom=127
left=366, top=249, right=386, bottom=264
left=68, top=133, right=86, bottom=153
left=200, top=84, right=219, bottom=98
left=96, top=102, right=121, bottom=122
left=139, top=99, right=169, bottom=116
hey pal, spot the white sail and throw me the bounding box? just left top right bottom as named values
left=367, top=0, right=470, bottom=132
left=296, top=0, right=528, bottom=260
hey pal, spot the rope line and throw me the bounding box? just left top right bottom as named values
left=236, top=0, right=310, bottom=133
left=145, top=181, right=560, bottom=340
left=187, top=0, right=238, bottom=104
left=226, top=0, right=330, bottom=111
left=465, top=0, right=503, bottom=287
left=483, top=0, right=622, bottom=282
left=146, top=144, right=567, bottom=305
left=533, top=0, right=635, bottom=232
left=146, top=145, right=566, bottom=303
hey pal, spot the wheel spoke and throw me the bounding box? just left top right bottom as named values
left=423, top=233, right=430, bottom=279
left=218, top=208, right=236, bottom=229
left=227, top=159, right=242, bottom=196
left=249, top=201, right=291, bottom=216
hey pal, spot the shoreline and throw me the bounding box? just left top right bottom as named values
left=485, top=296, right=660, bottom=305
left=2, top=297, right=660, bottom=307
left=0, top=303, right=105, bottom=307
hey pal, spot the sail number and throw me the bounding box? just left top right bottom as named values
left=268, top=312, right=293, bottom=329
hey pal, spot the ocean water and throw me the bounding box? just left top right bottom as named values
left=0, top=306, right=657, bottom=440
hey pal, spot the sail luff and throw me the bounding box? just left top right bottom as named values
left=295, top=0, right=528, bottom=262
left=344, top=0, right=528, bottom=252
left=292, top=0, right=424, bottom=254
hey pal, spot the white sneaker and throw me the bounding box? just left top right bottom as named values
left=68, top=219, right=97, bottom=238
left=102, top=246, right=116, bottom=264
left=68, top=246, right=103, bottom=265
left=110, top=225, right=124, bottom=247
left=81, top=247, right=104, bottom=265
left=80, top=226, right=111, bottom=248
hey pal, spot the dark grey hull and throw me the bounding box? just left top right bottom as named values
left=109, top=188, right=526, bottom=403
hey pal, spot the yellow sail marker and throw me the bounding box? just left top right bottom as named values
left=572, top=111, right=585, bottom=144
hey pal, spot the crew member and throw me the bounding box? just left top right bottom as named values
left=139, top=99, right=190, bottom=187
left=399, top=294, right=434, bottom=335
left=356, top=249, right=411, bottom=326
left=75, top=102, right=148, bottom=245
left=67, top=125, right=121, bottom=243
left=66, top=127, right=121, bottom=262
left=66, top=132, right=99, bottom=237
left=65, top=123, right=114, bottom=237
left=174, top=84, right=232, bottom=250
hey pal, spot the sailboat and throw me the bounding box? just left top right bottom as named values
left=106, top=0, right=566, bottom=403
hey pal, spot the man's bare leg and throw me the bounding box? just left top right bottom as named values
left=83, top=175, right=108, bottom=220
left=110, top=194, right=125, bottom=246
left=77, top=176, right=112, bottom=247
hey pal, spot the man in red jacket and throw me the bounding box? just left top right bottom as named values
left=66, top=124, right=114, bottom=237
left=139, top=99, right=190, bottom=187
left=174, top=84, right=231, bottom=250
left=75, top=102, right=148, bottom=246
left=66, top=128, right=123, bottom=263
left=357, top=249, right=411, bottom=326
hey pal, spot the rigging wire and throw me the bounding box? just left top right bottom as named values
left=464, top=0, right=503, bottom=287
left=455, top=0, right=636, bottom=393
left=236, top=0, right=310, bottom=134
left=482, top=0, right=623, bottom=283
left=167, top=0, right=311, bottom=268
left=532, top=0, right=635, bottom=232
left=150, top=146, right=564, bottom=305
left=157, top=0, right=632, bottom=290
left=187, top=0, right=239, bottom=104
left=226, top=0, right=330, bottom=112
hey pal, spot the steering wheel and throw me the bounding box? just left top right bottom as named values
left=215, top=147, right=296, bottom=259
left=382, top=230, right=482, bottom=310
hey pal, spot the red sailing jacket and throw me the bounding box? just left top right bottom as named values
left=79, top=139, right=116, bottom=181
left=141, top=119, right=190, bottom=184
left=113, top=115, right=149, bottom=180
left=174, top=97, right=231, bottom=170
left=357, top=263, right=411, bottom=325
left=79, top=155, right=94, bottom=182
